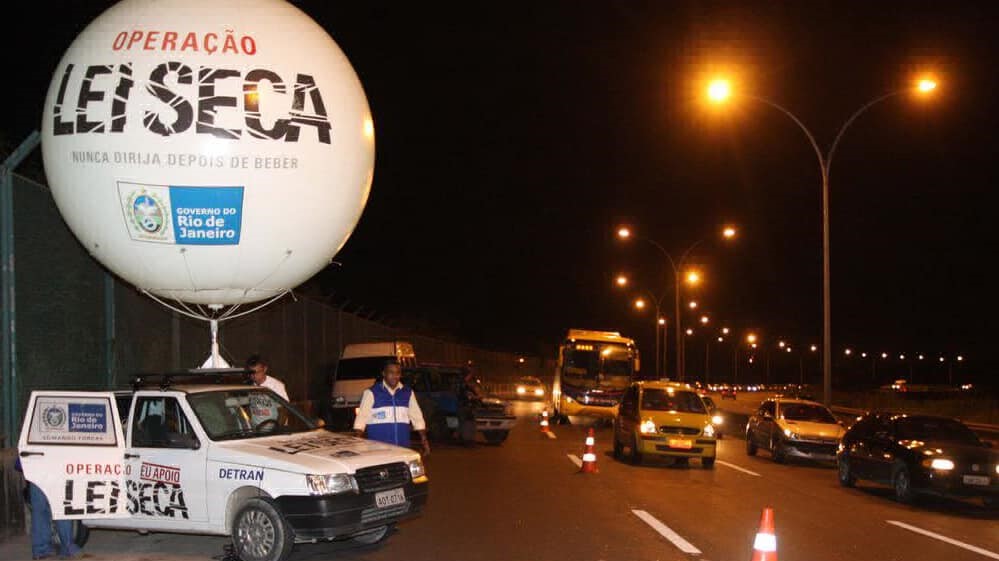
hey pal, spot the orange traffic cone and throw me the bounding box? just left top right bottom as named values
left=579, top=428, right=598, bottom=473
left=540, top=410, right=550, bottom=434
left=750, top=507, right=777, bottom=561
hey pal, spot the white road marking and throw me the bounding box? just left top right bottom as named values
left=716, top=460, right=761, bottom=477
left=546, top=431, right=557, bottom=439
left=632, top=509, right=703, bottom=555
left=567, top=454, right=582, bottom=468
left=887, top=521, right=999, bottom=560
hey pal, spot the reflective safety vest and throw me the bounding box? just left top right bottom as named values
left=366, top=383, right=414, bottom=447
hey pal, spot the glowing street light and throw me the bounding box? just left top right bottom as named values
left=722, top=226, right=737, bottom=239
left=686, top=271, right=701, bottom=284
left=778, top=341, right=786, bottom=348
left=707, top=79, right=732, bottom=103
left=700, top=315, right=709, bottom=325
left=705, top=74, right=942, bottom=406
left=686, top=328, right=694, bottom=336
left=721, top=327, right=730, bottom=335
left=658, top=317, right=666, bottom=325
left=845, top=348, right=852, bottom=356
left=689, top=301, right=698, bottom=310
left=881, top=352, right=888, bottom=359
left=617, top=227, right=631, bottom=239
left=634, top=298, right=646, bottom=310
left=746, top=333, right=758, bottom=345
left=616, top=274, right=628, bottom=287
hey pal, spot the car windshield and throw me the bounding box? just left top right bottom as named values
left=780, top=403, right=837, bottom=423
left=520, top=377, right=541, bottom=385
left=642, top=389, right=706, bottom=413
left=188, top=389, right=315, bottom=441
left=894, top=417, right=982, bottom=446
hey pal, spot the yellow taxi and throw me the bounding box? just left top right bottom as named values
left=612, top=381, right=717, bottom=468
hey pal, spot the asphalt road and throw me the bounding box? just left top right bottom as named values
left=1, top=395, right=996, bottom=561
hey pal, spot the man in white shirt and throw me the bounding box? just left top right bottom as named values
left=354, top=359, right=430, bottom=456
left=247, top=354, right=289, bottom=401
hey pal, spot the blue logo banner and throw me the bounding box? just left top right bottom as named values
left=169, top=186, right=244, bottom=245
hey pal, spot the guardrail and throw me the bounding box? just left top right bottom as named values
left=830, top=405, right=999, bottom=438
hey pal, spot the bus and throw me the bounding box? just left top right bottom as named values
left=551, top=329, right=640, bottom=422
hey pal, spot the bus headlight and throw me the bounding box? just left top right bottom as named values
left=703, top=424, right=716, bottom=437
left=408, top=459, right=428, bottom=482
left=640, top=419, right=657, bottom=434
left=517, top=386, right=526, bottom=395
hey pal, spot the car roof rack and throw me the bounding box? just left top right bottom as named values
left=131, top=368, right=254, bottom=391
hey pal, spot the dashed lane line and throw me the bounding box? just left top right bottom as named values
left=715, top=460, right=761, bottom=477
left=887, top=521, right=999, bottom=560
left=546, top=431, right=557, bottom=439
left=567, top=454, right=582, bottom=468
left=632, top=509, right=703, bottom=555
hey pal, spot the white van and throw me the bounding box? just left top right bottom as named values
left=330, top=341, right=416, bottom=424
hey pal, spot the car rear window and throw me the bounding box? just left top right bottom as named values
left=780, top=403, right=836, bottom=423
left=895, top=417, right=981, bottom=446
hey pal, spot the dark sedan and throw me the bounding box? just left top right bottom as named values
left=837, top=412, right=998, bottom=507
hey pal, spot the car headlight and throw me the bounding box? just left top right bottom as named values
left=306, top=473, right=358, bottom=496
left=640, top=419, right=657, bottom=434
left=995, top=464, right=999, bottom=475
left=517, top=386, right=526, bottom=394
left=333, top=395, right=345, bottom=404
left=408, top=459, right=427, bottom=481
left=703, top=424, right=716, bottom=437
left=783, top=428, right=798, bottom=440
left=924, top=458, right=955, bottom=471
left=565, top=395, right=574, bottom=403
left=712, top=414, right=724, bottom=425
left=534, top=388, right=544, bottom=396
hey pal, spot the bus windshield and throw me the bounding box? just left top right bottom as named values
left=563, top=343, right=634, bottom=388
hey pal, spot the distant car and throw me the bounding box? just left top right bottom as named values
left=515, top=376, right=546, bottom=400
left=720, top=387, right=737, bottom=400
left=746, top=398, right=844, bottom=463
left=613, top=381, right=717, bottom=468
left=701, top=395, right=724, bottom=438
left=838, top=413, right=999, bottom=507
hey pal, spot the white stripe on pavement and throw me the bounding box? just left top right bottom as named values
left=546, top=431, right=557, bottom=439
left=887, top=521, right=999, bottom=560
left=716, top=460, right=761, bottom=477
left=567, top=454, right=582, bottom=468
left=632, top=510, right=702, bottom=555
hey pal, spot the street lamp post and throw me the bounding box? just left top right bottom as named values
left=617, top=227, right=735, bottom=381
left=629, top=291, right=667, bottom=378
left=707, top=77, right=938, bottom=406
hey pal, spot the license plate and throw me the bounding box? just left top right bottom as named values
left=668, top=439, right=693, bottom=449
left=374, top=488, right=406, bottom=508
left=963, top=475, right=990, bottom=486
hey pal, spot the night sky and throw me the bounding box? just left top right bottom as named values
left=4, top=1, right=998, bottom=385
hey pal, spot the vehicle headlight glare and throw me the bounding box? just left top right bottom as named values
left=783, top=428, right=797, bottom=439
left=929, top=458, right=955, bottom=471
left=534, top=388, right=544, bottom=396
left=703, top=424, right=716, bottom=437
left=408, top=459, right=426, bottom=480
left=517, top=386, right=526, bottom=394
left=712, top=415, right=723, bottom=425
left=307, top=473, right=357, bottom=496
left=640, top=419, right=657, bottom=434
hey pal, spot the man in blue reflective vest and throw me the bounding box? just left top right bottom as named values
left=354, top=359, right=430, bottom=456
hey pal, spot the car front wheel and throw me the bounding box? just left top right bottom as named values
left=837, top=455, right=856, bottom=487
left=893, top=465, right=915, bottom=504
left=746, top=432, right=758, bottom=456
left=232, top=498, right=294, bottom=561
left=702, top=456, right=716, bottom=469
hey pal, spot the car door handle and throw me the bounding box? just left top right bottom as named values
left=19, top=451, right=43, bottom=457
left=124, top=453, right=140, bottom=459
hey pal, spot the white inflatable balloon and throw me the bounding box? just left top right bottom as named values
left=41, top=0, right=374, bottom=306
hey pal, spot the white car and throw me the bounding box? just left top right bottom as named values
left=18, top=375, right=429, bottom=561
